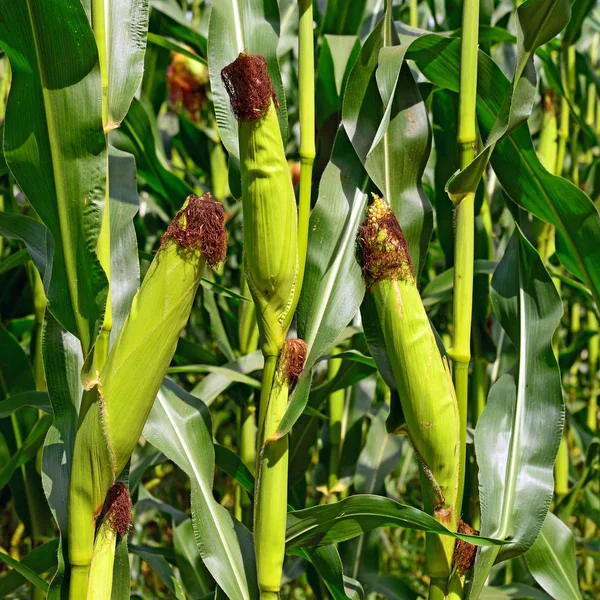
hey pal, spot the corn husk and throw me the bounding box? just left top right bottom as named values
left=68, top=194, right=226, bottom=598
left=359, top=196, right=461, bottom=585
left=222, top=53, right=298, bottom=356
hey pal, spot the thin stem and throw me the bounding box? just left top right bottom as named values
left=327, top=349, right=344, bottom=493
left=448, top=0, right=479, bottom=588
left=410, top=0, right=418, bottom=28
left=588, top=311, right=598, bottom=432
left=585, top=34, right=598, bottom=163
left=292, top=0, right=315, bottom=314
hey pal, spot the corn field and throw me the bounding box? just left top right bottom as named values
left=0, top=0, right=599, bottom=599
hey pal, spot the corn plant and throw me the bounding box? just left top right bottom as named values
left=0, top=1, right=599, bottom=600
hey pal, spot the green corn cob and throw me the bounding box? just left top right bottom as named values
left=358, top=196, right=463, bottom=599
left=221, top=53, right=298, bottom=358
left=68, top=194, right=227, bottom=599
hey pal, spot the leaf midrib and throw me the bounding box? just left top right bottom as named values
left=536, top=528, right=581, bottom=600
left=159, top=393, right=251, bottom=600
left=497, top=244, right=527, bottom=539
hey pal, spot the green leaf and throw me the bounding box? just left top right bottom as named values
left=214, top=443, right=255, bottom=495
left=315, top=35, right=360, bottom=164
left=107, top=146, right=141, bottom=342
left=524, top=512, right=583, bottom=600
left=168, top=364, right=261, bottom=389
left=150, top=0, right=207, bottom=57
left=445, top=0, right=571, bottom=203
left=0, top=213, right=53, bottom=297
left=282, top=128, right=369, bottom=436
left=0, top=248, right=30, bottom=276
left=354, top=404, right=403, bottom=494
left=107, top=0, right=149, bottom=128
left=285, top=494, right=502, bottom=549
left=422, top=260, right=497, bottom=307
left=130, top=543, right=186, bottom=598
left=0, top=322, right=35, bottom=397
left=315, top=35, right=360, bottom=134
left=471, top=226, right=563, bottom=596
left=479, top=584, right=553, bottom=599
left=0, top=413, right=53, bottom=489
left=343, top=10, right=433, bottom=272
left=0, top=0, right=107, bottom=354
left=431, top=88, right=459, bottom=266
left=208, top=0, right=287, bottom=160
left=322, top=0, right=367, bottom=35
left=41, top=315, right=84, bottom=599
left=405, top=34, right=600, bottom=310
left=0, top=538, right=58, bottom=597
left=295, top=545, right=364, bottom=600
left=0, top=549, right=50, bottom=593
left=115, top=96, right=192, bottom=212
left=0, top=391, right=52, bottom=418
left=174, top=518, right=215, bottom=597
left=191, top=351, right=263, bottom=405
left=562, top=0, right=596, bottom=46
left=147, top=32, right=207, bottom=65
left=143, top=378, right=258, bottom=600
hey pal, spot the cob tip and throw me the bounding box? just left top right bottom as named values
left=103, top=482, right=132, bottom=538
left=161, top=193, right=228, bottom=267
left=358, top=194, right=414, bottom=286
left=221, top=53, right=278, bottom=121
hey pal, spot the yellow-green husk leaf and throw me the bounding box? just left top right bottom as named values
left=222, top=54, right=298, bottom=356
left=67, top=194, right=225, bottom=598
left=360, top=197, right=461, bottom=584
left=86, top=517, right=117, bottom=600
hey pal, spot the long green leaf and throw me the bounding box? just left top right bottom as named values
left=295, top=545, right=364, bottom=600
left=404, top=34, right=600, bottom=309
left=445, top=0, right=571, bottom=202
left=0, top=213, right=53, bottom=289
left=106, top=0, right=149, bottom=128
left=143, top=379, right=258, bottom=600
left=343, top=8, right=432, bottom=272
left=279, top=128, right=369, bottom=436
left=150, top=0, right=207, bottom=56
left=0, top=391, right=52, bottom=418
left=191, top=351, right=263, bottom=405
left=0, top=551, right=49, bottom=593
left=285, top=495, right=502, bottom=549
left=115, top=96, right=192, bottom=213
left=524, top=512, right=583, bottom=600
left=208, top=0, right=287, bottom=159
left=0, top=539, right=59, bottom=597
left=41, top=315, right=84, bottom=599
left=471, top=226, right=563, bottom=596
left=107, top=146, right=141, bottom=342
left=0, top=0, right=107, bottom=354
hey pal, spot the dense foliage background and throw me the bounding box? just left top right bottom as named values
left=0, top=0, right=598, bottom=599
